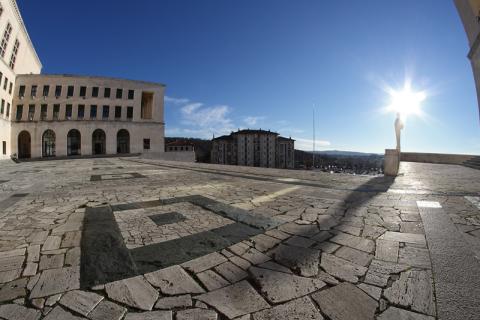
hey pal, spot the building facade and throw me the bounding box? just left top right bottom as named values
left=0, top=0, right=165, bottom=160
left=211, top=129, right=295, bottom=169
left=455, top=0, right=480, bottom=120
left=165, top=140, right=195, bottom=152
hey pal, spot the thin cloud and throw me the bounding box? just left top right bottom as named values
left=243, top=116, right=265, bottom=126
left=164, top=96, right=190, bottom=105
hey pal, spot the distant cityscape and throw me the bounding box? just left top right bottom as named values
left=165, top=135, right=384, bottom=175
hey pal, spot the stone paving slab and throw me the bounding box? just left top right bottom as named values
left=0, top=158, right=479, bottom=319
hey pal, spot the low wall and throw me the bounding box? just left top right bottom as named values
left=141, top=151, right=195, bottom=162
left=400, top=152, right=476, bottom=165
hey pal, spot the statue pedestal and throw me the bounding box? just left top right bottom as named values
left=384, top=149, right=400, bottom=176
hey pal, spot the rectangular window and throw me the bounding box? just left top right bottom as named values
left=92, top=87, right=98, bottom=97
left=90, top=105, right=97, bottom=119
left=79, top=86, right=86, bottom=97
left=104, top=87, right=111, bottom=98
left=40, top=104, right=47, bottom=120
left=8, top=82, right=12, bottom=94
left=128, top=90, right=134, bottom=100
left=2, top=141, right=5, bottom=155
left=102, top=105, right=109, bottom=119
left=28, top=104, right=35, bottom=120
left=0, top=72, right=2, bottom=86
left=67, top=86, right=74, bottom=97
left=6, top=103, right=10, bottom=117
left=0, top=23, right=12, bottom=57
left=78, top=104, right=85, bottom=119
left=16, top=105, right=23, bottom=121
left=66, top=104, right=72, bottom=119
left=8, top=39, right=19, bottom=69
left=19, top=85, right=25, bottom=98
left=53, top=104, right=60, bottom=120
left=116, top=88, right=122, bottom=99
left=31, top=85, right=37, bottom=98
left=141, top=92, right=153, bottom=119
left=43, top=85, right=49, bottom=97
left=3, top=77, right=7, bottom=90
left=143, top=139, right=150, bottom=150
left=55, top=85, right=62, bottom=97
left=127, top=106, right=133, bottom=119
left=115, top=106, right=121, bottom=119
left=0, top=99, right=4, bottom=114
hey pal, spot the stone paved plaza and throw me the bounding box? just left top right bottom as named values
left=0, top=157, right=479, bottom=320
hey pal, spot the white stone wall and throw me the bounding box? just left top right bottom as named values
left=455, top=0, right=480, bottom=120
left=0, top=0, right=42, bottom=159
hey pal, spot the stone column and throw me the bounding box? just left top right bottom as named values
left=384, top=149, right=400, bottom=176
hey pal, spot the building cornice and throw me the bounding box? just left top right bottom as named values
left=15, top=73, right=166, bottom=87
left=9, top=0, right=42, bottom=70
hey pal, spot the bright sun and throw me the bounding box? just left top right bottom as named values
left=386, top=82, right=427, bottom=117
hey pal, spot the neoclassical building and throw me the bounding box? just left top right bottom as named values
left=0, top=0, right=165, bottom=160
left=211, top=129, right=295, bottom=169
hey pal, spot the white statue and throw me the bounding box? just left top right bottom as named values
left=395, top=112, right=404, bottom=151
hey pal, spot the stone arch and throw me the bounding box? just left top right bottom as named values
left=42, top=129, right=56, bottom=157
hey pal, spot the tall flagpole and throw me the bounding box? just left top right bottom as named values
left=312, top=105, right=315, bottom=169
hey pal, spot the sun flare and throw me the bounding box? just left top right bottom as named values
left=386, top=82, right=427, bottom=117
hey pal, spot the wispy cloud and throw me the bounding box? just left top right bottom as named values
left=243, top=116, right=265, bottom=126
left=166, top=96, right=235, bottom=138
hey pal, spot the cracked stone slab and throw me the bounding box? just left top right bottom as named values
left=334, top=246, right=373, bottom=267
left=0, top=304, right=41, bottom=320
left=88, top=300, right=126, bottom=320
left=43, top=306, right=85, bottom=320
left=176, top=308, right=218, bottom=320
left=329, top=232, right=375, bottom=253
left=311, top=282, right=377, bottom=320
left=196, top=280, right=270, bottom=319
left=197, top=270, right=230, bottom=291
left=30, top=266, right=80, bottom=298
left=384, top=270, right=436, bottom=316
left=0, top=278, right=27, bottom=302
left=320, top=253, right=367, bottom=283
left=377, top=307, right=435, bottom=320
left=105, top=276, right=159, bottom=311
left=144, top=265, right=205, bottom=295
left=270, top=244, right=319, bottom=277
left=181, top=252, right=228, bottom=274
left=375, top=239, right=399, bottom=262
left=380, top=231, right=426, bottom=246
left=364, top=259, right=410, bottom=287
left=250, top=266, right=326, bottom=303
left=252, top=296, right=324, bottom=320
left=124, top=310, right=173, bottom=320
left=214, top=261, right=248, bottom=283
left=155, top=295, right=192, bottom=309
left=278, top=223, right=320, bottom=237
left=58, top=290, right=104, bottom=316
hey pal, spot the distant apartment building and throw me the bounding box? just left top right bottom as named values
left=211, top=129, right=295, bottom=169
left=455, top=0, right=480, bottom=119
left=165, top=140, right=194, bottom=152
left=0, top=0, right=165, bottom=160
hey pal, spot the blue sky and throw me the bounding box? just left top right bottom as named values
left=18, top=0, right=480, bottom=154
